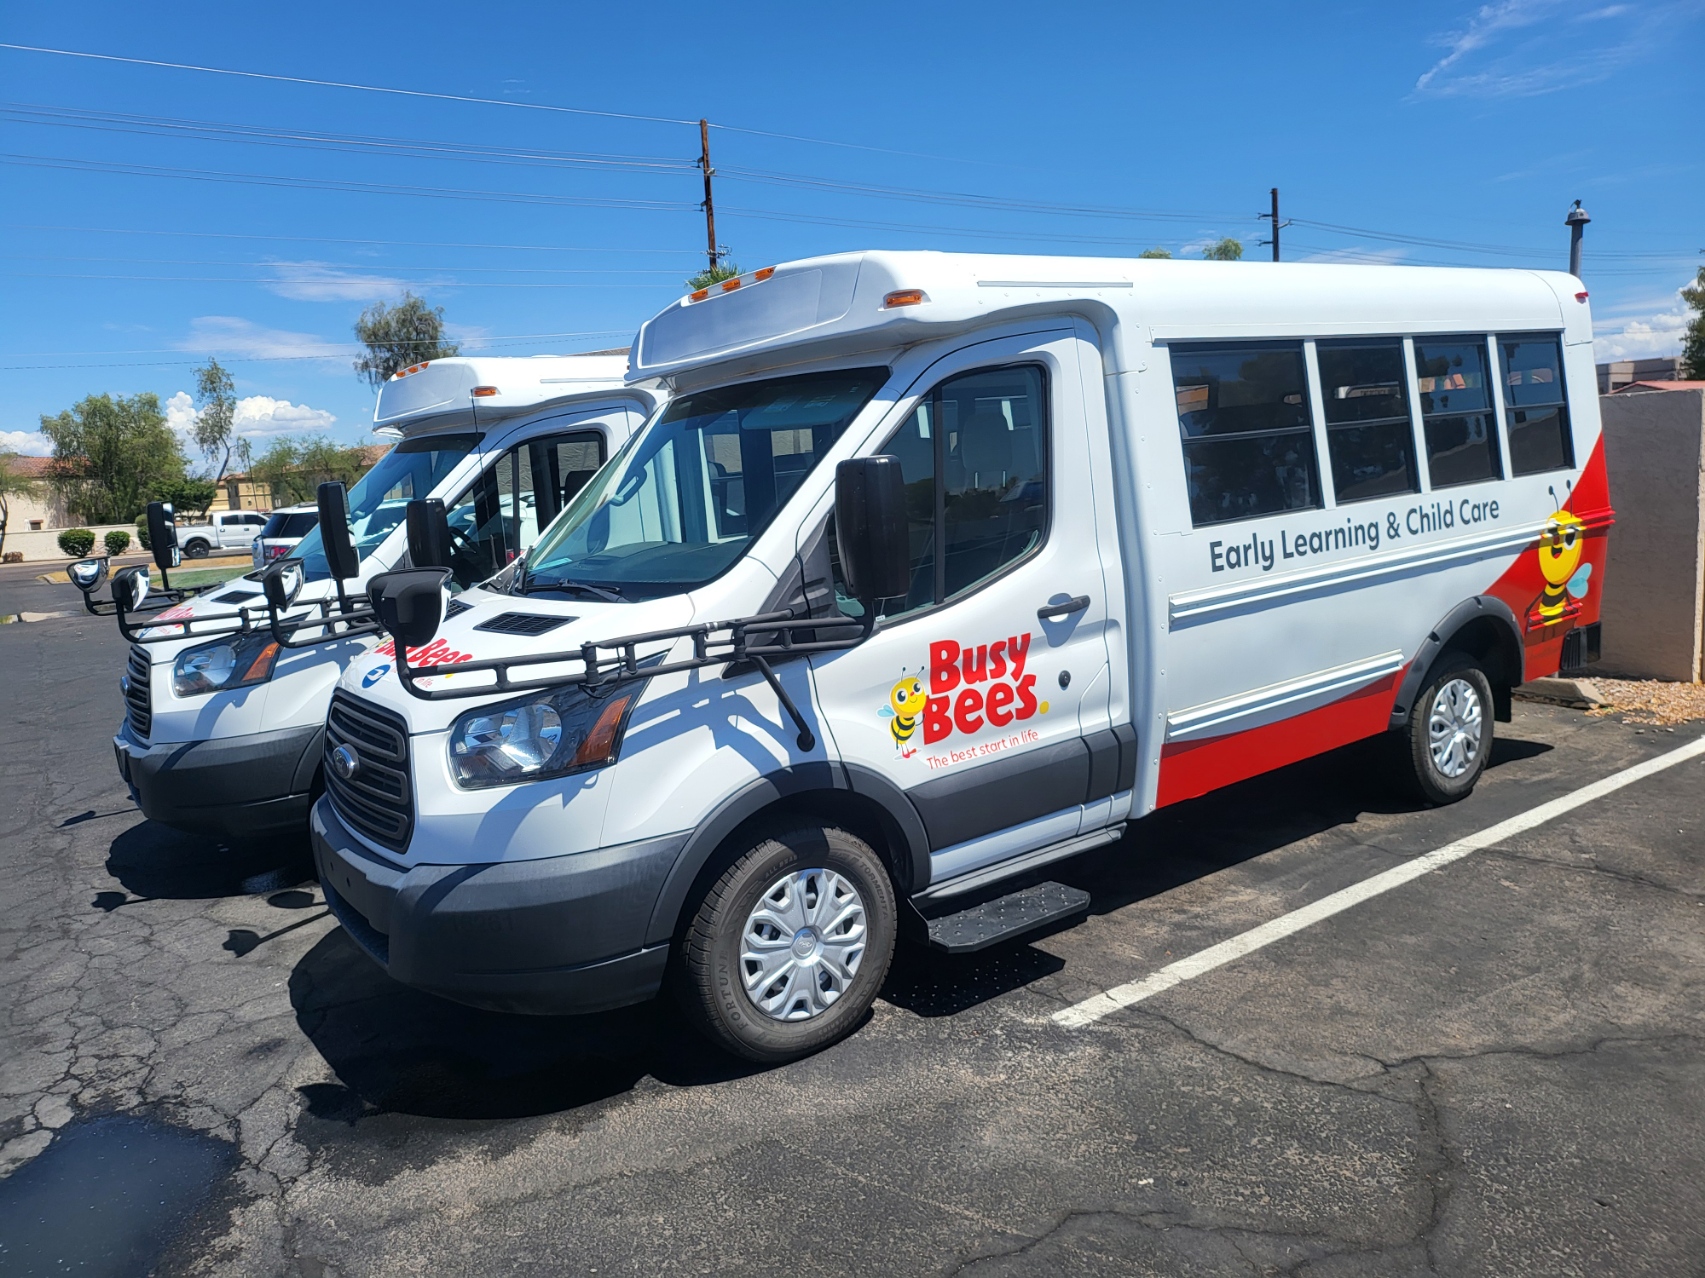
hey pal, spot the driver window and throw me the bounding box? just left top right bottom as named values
left=830, top=363, right=1049, bottom=619
left=442, top=431, right=607, bottom=589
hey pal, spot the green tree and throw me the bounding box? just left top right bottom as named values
left=686, top=261, right=741, bottom=291
left=1681, top=266, right=1705, bottom=381
left=353, top=292, right=460, bottom=389
left=40, top=393, right=187, bottom=525
left=1202, top=238, right=1244, bottom=261
left=0, top=453, right=44, bottom=559
left=193, top=357, right=238, bottom=483
left=151, top=476, right=219, bottom=519
left=250, top=436, right=370, bottom=506
left=1138, top=247, right=1173, bottom=259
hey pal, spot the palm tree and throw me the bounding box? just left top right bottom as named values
left=0, top=454, right=45, bottom=560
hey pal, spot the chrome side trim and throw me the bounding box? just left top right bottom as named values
left=1165, top=650, right=1406, bottom=744
left=1169, top=523, right=1543, bottom=627
left=917, top=826, right=1124, bottom=901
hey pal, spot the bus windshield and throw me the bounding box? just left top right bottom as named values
left=291, top=434, right=477, bottom=581
left=524, top=368, right=886, bottom=599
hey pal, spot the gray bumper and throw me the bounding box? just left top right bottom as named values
left=113, top=720, right=323, bottom=837
left=309, top=796, right=684, bottom=1016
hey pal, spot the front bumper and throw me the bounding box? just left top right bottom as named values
left=113, top=720, right=324, bottom=837
left=309, top=796, right=685, bottom=1016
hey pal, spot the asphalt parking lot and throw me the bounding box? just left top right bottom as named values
left=2, top=579, right=1703, bottom=1276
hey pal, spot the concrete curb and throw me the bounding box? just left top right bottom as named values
left=1514, top=676, right=1608, bottom=709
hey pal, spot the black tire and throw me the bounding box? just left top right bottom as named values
left=183, top=539, right=210, bottom=560
left=676, top=823, right=897, bottom=1064
left=1399, top=653, right=1495, bottom=805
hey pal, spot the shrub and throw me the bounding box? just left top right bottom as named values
left=2, top=551, right=22, bottom=564
left=136, top=519, right=150, bottom=551
left=57, top=528, right=97, bottom=558
left=104, top=530, right=132, bottom=556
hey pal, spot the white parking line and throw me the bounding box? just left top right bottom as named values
left=1054, top=734, right=1705, bottom=1030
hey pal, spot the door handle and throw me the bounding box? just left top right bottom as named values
left=1037, top=595, right=1090, bottom=621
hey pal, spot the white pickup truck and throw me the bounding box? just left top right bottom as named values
left=174, top=510, right=270, bottom=559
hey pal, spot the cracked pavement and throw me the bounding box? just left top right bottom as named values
left=2, top=597, right=1703, bottom=1275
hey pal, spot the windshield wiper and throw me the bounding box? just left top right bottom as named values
left=526, top=578, right=624, bottom=603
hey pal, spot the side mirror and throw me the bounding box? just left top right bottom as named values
left=367, top=569, right=449, bottom=651
left=834, top=455, right=911, bottom=604
left=113, top=565, right=150, bottom=612
left=146, top=502, right=180, bottom=573
left=69, top=558, right=108, bottom=593
left=405, top=498, right=452, bottom=569
left=262, top=559, right=304, bottom=610
left=316, top=482, right=360, bottom=582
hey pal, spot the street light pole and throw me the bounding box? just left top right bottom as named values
left=1565, top=200, right=1591, bottom=278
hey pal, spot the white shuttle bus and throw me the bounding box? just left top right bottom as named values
left=110, top=354, right=651, bottom=837
left=311, top=253, right=1608, bottom=1062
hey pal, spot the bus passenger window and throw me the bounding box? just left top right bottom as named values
left=1414, top=338, right=1501, bottom=487
left=1318, top=340, right=1420, bottom=502
left=1498, top=335, right=1574, bottom=475
left=1171, top=342, right=1321, bottom=527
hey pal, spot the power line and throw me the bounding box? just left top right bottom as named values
left=4, top=224, right=704, bottom=256
left=4, top=254, right=688, bottom=275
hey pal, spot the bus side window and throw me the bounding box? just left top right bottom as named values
left=1414, top=337, right=1501, bottom=487
left=1171, top=342, right=1321, bottom=526
left=1317, top=340, right=1420, bottom=502
left=1497, top=334, right=1574, bottom=476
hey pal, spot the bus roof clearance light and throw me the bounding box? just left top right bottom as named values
left=883, top=289, right=928, bottom=309
left=685, top=266, right=778, bottom=305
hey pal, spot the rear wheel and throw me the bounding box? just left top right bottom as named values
left=676, top=823, right=897, bottom=1063
left=182, top=539, right=210, bottom=560
left=1400, top=653, right=1494, bottom=805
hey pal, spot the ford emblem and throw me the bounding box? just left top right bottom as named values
left=330, top=744, right=360, bottom=781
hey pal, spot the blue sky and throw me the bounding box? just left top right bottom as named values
left=2, top=0, right=1700, bottom=463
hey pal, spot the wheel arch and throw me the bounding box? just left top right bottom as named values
left=644, top=762, right=929, bottom=947
left=1390, top=595, right=1524, bottom=728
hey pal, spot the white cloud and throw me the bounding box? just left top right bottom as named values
left=0, top=430, right=52, bottom=457
left=232, top=396, right=338, bottom=438
left=177, top=316, right=348, bottom=371
left=263, top=261, right=413, bottom=303
left=446, top=322, right=492, bottom=352
left=164, top=390, right=197, bottom=437
left=1295, top=247, right=1411, bottom=266
left=1413, top=0, right=1690, bottom=98
left=1593, top=310, right=1689, bottom=360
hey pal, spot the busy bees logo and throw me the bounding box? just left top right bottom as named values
left=1529, top=509, right=1592, bottom=628
left=372, top=636, right=474, bottom=667
left=881, top=633, right=1048, bottom=768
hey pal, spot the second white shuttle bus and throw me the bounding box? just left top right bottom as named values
left=310, top=253, right=1608, bottom=1061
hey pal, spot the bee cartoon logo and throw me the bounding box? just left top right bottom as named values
left=1531, top=507, right=1592, bottom=627
left=879, top=671, right=928, bottom=758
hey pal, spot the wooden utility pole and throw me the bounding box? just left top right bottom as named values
left=698, top=119, right=718, bottom=273
left=1269, top=187, right=1280, bottom=262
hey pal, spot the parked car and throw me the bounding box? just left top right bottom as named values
left=251, top=505, right=319, bottom=569
left=175, top=510, right=270, bottom=560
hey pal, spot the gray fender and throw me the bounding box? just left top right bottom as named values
left=1389, top=595, right=1523, bottom=728
left=643, top=761, right=930, bottom=946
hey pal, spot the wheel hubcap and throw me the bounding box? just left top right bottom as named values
left=741, top=868, right=867, bottom=1022
left=1428, top=677, right=1484, bottom=779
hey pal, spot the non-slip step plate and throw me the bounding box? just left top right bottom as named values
left=925, top=881, right=1091, bottom=954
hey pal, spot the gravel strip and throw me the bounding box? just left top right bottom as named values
left=1585, top=677, right=1705, bottom=725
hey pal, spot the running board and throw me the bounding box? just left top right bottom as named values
left=924, top=881, right=1091, bottom=954
left=916, top=825, right=1125, bottom=902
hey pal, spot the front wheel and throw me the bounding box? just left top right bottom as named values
left=1400, top=654, right=1494, bottom=805
left=676, top=824, right=897, bottom=1063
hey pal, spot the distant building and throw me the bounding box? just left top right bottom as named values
left=0, top=456, right=69, bottom=530
left=1598, top=357, right=1684, bottom=394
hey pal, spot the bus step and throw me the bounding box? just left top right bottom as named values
left=924, top=881, right=1090, bottom=954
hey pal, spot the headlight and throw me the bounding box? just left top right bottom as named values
left=172, top=631, right=282, bottom=697
left=448, top=683, right=640, bottom=789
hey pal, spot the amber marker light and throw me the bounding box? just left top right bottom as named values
left=753, top=267, right=775, bottom=281
left=472, top=385, right=499, bottom=397
left=883, top=289, right=927, bottom=308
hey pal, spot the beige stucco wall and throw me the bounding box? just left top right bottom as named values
left=1597, top=389, right=1705, bottom=682
left=1, top=523, right=146, bottom=563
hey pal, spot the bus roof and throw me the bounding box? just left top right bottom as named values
left=374, top=352, right=645, bottom=431
left=629, top=251, right=1586, bottom=384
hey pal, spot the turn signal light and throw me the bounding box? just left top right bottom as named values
left=883, top=289, right=927, bottom=308
left=471, top=385, right=499, bottom=397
